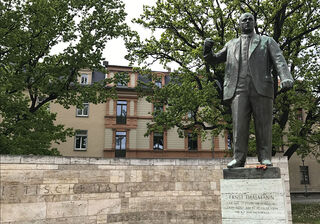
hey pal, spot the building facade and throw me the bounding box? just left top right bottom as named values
left=51, top=65, right=229, bottom=159
left=50, top=64, right=320, bottom=194
left=288, top=153, right=320, bottom=195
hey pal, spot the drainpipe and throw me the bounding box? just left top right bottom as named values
left=302, top=158, right=308, bottom=197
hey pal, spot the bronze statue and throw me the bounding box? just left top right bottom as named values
left=204, top=13, right=293, bottom=168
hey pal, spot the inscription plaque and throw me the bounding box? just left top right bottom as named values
left=220, top=179, right=288, bottom=224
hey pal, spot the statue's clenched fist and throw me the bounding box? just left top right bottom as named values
left=203, top=38, right=214, bottom=54
left=280, top=79, right=294, bottom=89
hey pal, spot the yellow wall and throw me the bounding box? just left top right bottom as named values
left=167, top=128, right=185, bottom=150
left=129, top=129, right=137, bottom=149
left=135, top=120, right=151, bottom=149
left=137, top=98, right=152, bottom=117
left=288, top=153, right=320, bottom=193
left=109, top=100, right=114, bottom=115
left=104, top=129, right=113, bottom=149
left=51, top=102, right=106, bottom=157
left=201, top=134, right=213, bottom=151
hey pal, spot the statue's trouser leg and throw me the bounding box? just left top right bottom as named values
left=249, top=82, right=273, bottom=162
left=231, top=90, right=251, bottom=164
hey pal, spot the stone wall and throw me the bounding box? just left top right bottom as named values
left=0, top=155, right=291, bottom=224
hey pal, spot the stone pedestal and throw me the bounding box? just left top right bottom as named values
left=220, top=167, right=289, bottom=224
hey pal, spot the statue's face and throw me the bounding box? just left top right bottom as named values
left=239, top=13, right=255, bottom=34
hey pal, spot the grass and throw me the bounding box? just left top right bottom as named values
left=292, top=203, right=320, bottom=224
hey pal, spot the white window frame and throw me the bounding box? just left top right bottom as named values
left=155, top=80, right=162, bottom=88
left=75, top=130, right=88, bottom=151
left=116, top=100, right=127, bottom=124
left=76, top=103, right=89, bottom=117
left=153, top=132, right=164, bottom=150
left=115, top=131, right=127, bottom=150
left=80, top=74, right=89, bottom=85
left=188, top=133, right=198, bottom=151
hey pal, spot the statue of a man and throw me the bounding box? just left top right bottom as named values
left=203, top=13, right=293, bottom=168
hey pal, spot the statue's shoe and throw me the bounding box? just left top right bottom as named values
left=227, top=159, right=245, bottom=168
left=261, top=159, right=273, bottom=166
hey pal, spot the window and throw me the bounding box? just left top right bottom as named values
left=227, top=133, right=232, bottom=150
left=188, top=133, right=198, bottom=151
left=115, top=131, right=126, bottom=157
left=155, top=80, right=162, bottom=88
left=187, top=111, right=195, bottom=119
left=75, top=130, right=87, bottom=150
left=81, top=74, right=89, bottom=85
left=153, top=133, right=164, bottom=150
left=76, top=103, right=89, bottom=117
left=117, top=73, right=128, bottom=86
left=300, top=166, right=310, bottom=184
left=116, top=101, right=127, bottom=124
left=297, top=108, right=303, bottom=121
left=153, top=105, right=163, bottom=117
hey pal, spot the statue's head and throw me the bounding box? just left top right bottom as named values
left=239, top=13, right=255, bottom=34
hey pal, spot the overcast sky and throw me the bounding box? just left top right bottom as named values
left=50, top=0, right=172, bottom=71
left=103, top=0, right=169, bottom=71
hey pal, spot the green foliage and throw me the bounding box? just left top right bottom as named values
left=125, top=0, right=320, bottom=159
left=0, top=0, right=130, bottom=154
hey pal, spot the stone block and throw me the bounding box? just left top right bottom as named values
left=0, top=202, right=46, bottom=222
left=110, top=170, right=125, bottom=183
left=0, top=164, right=37, bottom=170
left=43, top=170, right=80, bottom=184
left=46, top=200, right=88, bottom=218
left=73, top=183, right=116, bottom=194
left=88, top=198, right=121, bottom=215
left=110, top=158, right=130, bottom=165
left=79, top=170, right=110, bottom=183
left=55, top=156, right=71, bottom=164
left=214, top=165, right=222, bottom=170
left=223, top=167, right=281, bottom=179
left=174, top=169, right=195, bottom=182
left=79, top=192, right=118, bottom=200
left=115, top=165, right=130, bottom=170
left=1, top=170, right=44, bottom=184
left=153, top=159, right=176, bottom=166
left=175, top=182, right=183, bottom=191
left=70, top=157, right=90, bottom=164
left=130, top=159, right=153, bottom=166
left=39, top=184, right=74, bottom=195
left=0, top=184, right=27, bottom=203
left=210, top=181, right=217, bottom=190
left=89, top=157, right=111, bottom=165
left=21, top=155, right=56, bottom=164
left=0, top=155, right=21, bottom=164
left=176, top=159, right=199, bottom=166
left=129, top=170, right=142, bottom=182
left=192, top=181, right=211, bottom=191
left=58, top=164, right=98, bottom=170
left=98, top=165, right=116, bottom=170
left=198, top=159, right=220, bottom=166
left=36, top=164, right=59, bottom=170
left=220, top=179, right=288, bottom=223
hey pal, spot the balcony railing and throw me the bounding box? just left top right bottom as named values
left=116, top=116, right=127, bottom=124
left=115, top=150, right=126, bottom=158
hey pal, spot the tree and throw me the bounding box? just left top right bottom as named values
left=0, top=0, right=130, bottom=155
left=125, top=0, right=320, bottom=159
